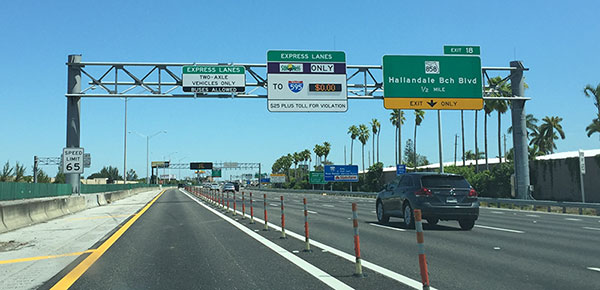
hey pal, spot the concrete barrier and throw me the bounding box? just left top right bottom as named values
left=0, top=187, right=158, bottom=234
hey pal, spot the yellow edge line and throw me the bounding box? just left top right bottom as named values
left=0, top=249, right=96, bottom=265
left=50, top=189, right=166, bottom=290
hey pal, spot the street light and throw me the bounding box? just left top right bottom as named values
left=129, top=130, right=167, bottom=184
left=178, top=156, right=187, bottom=181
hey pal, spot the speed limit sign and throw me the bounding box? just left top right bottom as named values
left=62, top=147, right=84, bottom=174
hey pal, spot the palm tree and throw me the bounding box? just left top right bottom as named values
left=292, top=152, right=301, bottom=178
left=370, top=119, right=380, bottom=165
left=413, top=110, right=425, bottom=167
left=302, top=149, right=312, bottom=171
left=508, top=114, right=539, bottom=139
left=584, top=84, right=600, bottom=115
left=586, top=115, right=600, bottom=138
left=464, top=150, right=484, bottom=161
left=347, top=125, right=359, bottom=165
left=313, top=144, right=322, bottom=167
left=358, top=124, right=370, bottom=172
left=323, top=142, right=331, bottom=163
left=534, top=116, right=566, bottom=154
left=486, top=76, right=511, bottom=163
left=390, top=110, right=405, bottom=164
left=376, top=120, right=381, bottom=163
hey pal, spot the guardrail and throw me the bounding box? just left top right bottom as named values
left=478, top=197, right=600, bottom=216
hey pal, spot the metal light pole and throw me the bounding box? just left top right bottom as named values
left=437, top=110, right=444, bottom=173
left=123, top=97, right=128, bottom=184
left=129, top=130, right=166, bottom=184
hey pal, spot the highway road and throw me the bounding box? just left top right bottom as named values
left=23, top=187, right=599, bottom=289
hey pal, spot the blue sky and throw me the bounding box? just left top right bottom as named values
left=1, top=0, right=599, bottom=180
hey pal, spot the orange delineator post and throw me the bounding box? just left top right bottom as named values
left=352, top=203, right=363, bottom=276
left=303, top=197, right=310, bottom=251
left=233, top=192, right=237, bottom=216
left=280, top=196, right=286, bottom=239
left=414, top=209, right=430, bottom=290
left=242, top=192, right=246, bottom=219
left=263, top=194, right=268, bottom=231
left=250, top=192, right=255, bottom=224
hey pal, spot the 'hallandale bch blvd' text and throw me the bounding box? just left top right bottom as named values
left=388, top=76, right=478, bottom=85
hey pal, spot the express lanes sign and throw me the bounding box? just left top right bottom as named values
left=182, top=65, right=245, bottom=93
left=267, top=50, right=347, bottom=112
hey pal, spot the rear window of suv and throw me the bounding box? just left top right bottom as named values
left=421, top=175, right=470, bottom=188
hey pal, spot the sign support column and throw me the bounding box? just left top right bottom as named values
left=510, top=61, right=530, bottom=199
left=579, top=150, right=586, bottom=203
left=66, top=54, right=82, bottom=194
left=437, top=110, right=444, bottom=173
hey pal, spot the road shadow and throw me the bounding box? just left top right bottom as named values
left=365, top=220, right=461, bottom=231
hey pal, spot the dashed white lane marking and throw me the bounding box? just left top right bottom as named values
left=525, top=214, right=540, bottom=217
left=475, top=225, right=525, bottom=234
left=307, top=210, right=318, bottom=214
left=587, top=267, right=600, bottom=272
left=369, top=223, right=407, bottom=232
left=583, top=227, right=600, bottom=231
left=270, top=203, right=279, bottom=207
left=322, top=204, right=335, bottom=208
left=565, top=218, right=582, bottom=221
left=180, top=190, right=353, bottom=290
left=491, top=211, right=504, bottom=214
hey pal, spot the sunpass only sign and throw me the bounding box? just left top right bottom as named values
left=182, top=65, right=245, bottom=93
left=267, top=50, right=347, bottom=112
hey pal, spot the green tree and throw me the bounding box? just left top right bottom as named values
left=532, top=116, right=565, bottom=154
left=1, top=161, right=13, bottom=182
left=361, top=162, right=385, bottom=192
left=358, top=124, right=370, bottom=173
left=322, top=142, right=331, bottom=163
left=403, top=139, right=429, bottom=167
left=508, top=114, right=539, bottom=139
left=88, top=166, right=122, bottom=181
left=483, top=100, right=494, bottom=170
left=390, top=109, right=406, bottom=164
left=54, top=165, right=66, bottom=184
left=413, top=110, right=425, bottom=167
left=126, top=169, right=138, bottom=181
left=464, top=149, right=484, bottom=161
left=36, top=168, right=51, bottom=183
left=347, top=125, right=359, bottom=165
left=584, top=83, right=600, bottom=115
left=13, top=162, right=26, bottom=182
left=586, top=114, right=600, bottom=138
left=370, top=119, right=380, bottom=164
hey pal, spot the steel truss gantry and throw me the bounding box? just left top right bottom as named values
left=65, top=55, right=531, bottom=199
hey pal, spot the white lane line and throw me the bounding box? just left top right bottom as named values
left=583, top=227, right=600, bottom=231
left=322, top=204, right=335, bottom=208
left=307, top=210, right=318, bottom=214
left=269, top=203, right=279, bottom=207
left=180, top=190, right=352, bottom=290
left=190, top=190, right=432, bottom=290
left=371, top=210, right=377, bottom=213
left=525, top=214, right=540, bottom=217
left=565, top=218, right=582, bottom=221
left=369, top=223, right=407, bottom=232
left=475, top=225, right=525, bottom=234
left=588, top=267, right=600, bottom=272
left=491, top=211, right=504, bottom=214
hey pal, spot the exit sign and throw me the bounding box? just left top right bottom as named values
left=444, top=45, right=480, bottom=55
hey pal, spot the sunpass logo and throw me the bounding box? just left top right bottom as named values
left=280, top=63, right=303, bottom=72
left=288, top=81, right=303, bottom=93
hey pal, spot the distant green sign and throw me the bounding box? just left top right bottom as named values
left=309, top=171, right=327, bottom=184
left=444, top=45, right=480, bottom=55
left=211, top=168, right=222, bottom=177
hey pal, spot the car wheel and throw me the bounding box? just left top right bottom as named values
left=403, top=203, right=415, bottom=229
left=426, top=218, right=439, bottom=225
left=459, top=219, right=475, bottom=230
left=376, top=201, right=389, bottom=224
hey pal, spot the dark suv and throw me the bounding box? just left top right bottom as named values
left=376, top=173, right=479, bottom=230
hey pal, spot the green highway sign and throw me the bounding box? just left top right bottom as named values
left=309, top=171, right=327, bottom=184
left=211, top=168, right=222, bottom=177
left=444, top=45, right=480, bottom=55
left=182, top=65, right=245, bottom=93
left=383, top=55, right=483, bottom=110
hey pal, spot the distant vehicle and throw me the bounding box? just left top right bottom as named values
left=222, top=183, right=236, bottom=193
left=376, top=173, right=479, bottom=230
left=210, top=183, right=220, bottom=190
left=232, top=182, right=240, bottom=191
left=177, top=183, right=185, bottom=188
